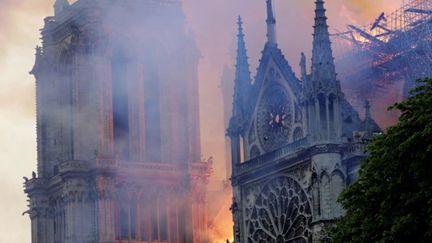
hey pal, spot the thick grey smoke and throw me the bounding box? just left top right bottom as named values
left=0, top=0, right=404, bottom=242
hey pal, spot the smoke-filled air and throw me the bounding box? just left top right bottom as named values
left=0, top=0, right=405, bottom=242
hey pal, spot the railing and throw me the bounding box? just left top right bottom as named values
left=343, top=143, right=367, bottom=159
left=94, top=158, right=211, bottom=175
left=236, top=137, right=310, bottom=175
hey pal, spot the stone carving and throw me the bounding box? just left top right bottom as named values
left=245, top=176, right=312, bottom=243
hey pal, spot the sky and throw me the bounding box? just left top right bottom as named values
left=0, top=0, right=403, bottom=242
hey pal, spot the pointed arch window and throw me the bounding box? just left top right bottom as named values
left=112, top=51, right=130, bottom=160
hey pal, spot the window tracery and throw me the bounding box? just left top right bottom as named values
left=245, top=176, right=312, bottom=243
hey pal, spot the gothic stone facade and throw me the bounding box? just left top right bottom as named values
left=228, top=1, right=381, bottom=242
left=24, top=1, right=211, bottom=243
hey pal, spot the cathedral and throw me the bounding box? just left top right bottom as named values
left=23, top=0, right=211, bottom=242
left=227, top=0, right=381, bottom=242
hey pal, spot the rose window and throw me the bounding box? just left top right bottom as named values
left=246, top=176, right=312, bottom=243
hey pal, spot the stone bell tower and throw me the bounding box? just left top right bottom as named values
left=228, top=0, right=381, bottom=242
left=24, top=0, right=211, bottom=242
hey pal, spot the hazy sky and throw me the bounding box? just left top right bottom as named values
left=0, top=0, right=402, bottom=241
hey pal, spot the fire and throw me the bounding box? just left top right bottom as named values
left=206, top=183, right=234, bottom=243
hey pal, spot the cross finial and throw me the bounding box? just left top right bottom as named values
left=266, top=0, right=277, bottom=46
left=365, top=100, right=371, bottom=118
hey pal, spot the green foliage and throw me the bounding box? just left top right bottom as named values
left=330, top=79, right=432, bottom=243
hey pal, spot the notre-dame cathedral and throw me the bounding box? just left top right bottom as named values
left=24, top=0, right=211, bottom=242
left=228, top=0, right=381, bottom=242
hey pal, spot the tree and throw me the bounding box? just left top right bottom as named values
left=331, top=79, right=432, bottom=243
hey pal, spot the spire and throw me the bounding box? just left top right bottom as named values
left=306, top=0, right=343, bottom=142
left=364, top=100, right=371, bottom=119
left=233, top=16, right=252, bottom=118
left=266, top=0, right=277, bottom=46
left=311, top=0, right=338, bottom=88
left=228, top=16, right=252, bottom=137
left=300, top=52, right=307, bottom=82
left=363, top=99, right=382, bottom=136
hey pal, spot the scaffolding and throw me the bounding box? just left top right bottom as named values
left=332, top=0, right=432, bottom=102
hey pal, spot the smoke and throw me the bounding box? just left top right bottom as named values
left=343, top=0, right=386, bottom=21
left=0, top=0, right=407, bottom=242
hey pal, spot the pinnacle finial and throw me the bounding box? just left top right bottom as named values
left=300, top=52, right=307, bottom=82
left=232, top=16, right=252, bottom=119
left=266, top=0, right=277, bottom=46
left=365, top=100, right=371, bottom=118
left=310, top=0, right=338, bottom=89
left=237, top=16, right=244, bottom=35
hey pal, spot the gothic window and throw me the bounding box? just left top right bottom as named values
left=256, top=85, right=293, bottom=152
left=328, top=94, right=337, bottom=139
left=56, top=49, right=74, bottom=164
left=318, top=93, right=327, bottom=136
left=112, top=51, right=130, bottom=160
left=245, top=176, right=312, bottom=242
left=240, top=136, right=245, bottom=162
left=311, top=173, right=320, bottom=219
left=320, top=173, right=331, bottom=219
